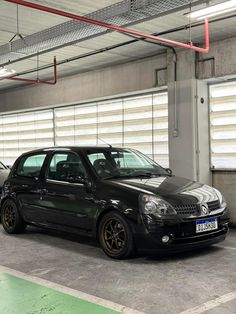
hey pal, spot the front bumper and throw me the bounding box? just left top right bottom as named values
left=135, top=212, right=230, bottom=253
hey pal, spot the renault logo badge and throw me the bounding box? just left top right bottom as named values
left=201, top=204, right=209, bottom=215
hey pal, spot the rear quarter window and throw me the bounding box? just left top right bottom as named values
left=16, top=154, right=47, bottom=178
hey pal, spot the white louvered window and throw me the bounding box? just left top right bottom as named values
left=123, top=92, right=168, bottom=166
left=0, top=91, right=168, bottom=167
left=97, top=99, right=123, bottom=146
left=210, top=81, right=236, bottom=169
left=0, top=110, right=54, bottom=166
left=55, top=91, right=169, bottom=167
left=54, top=106, right=75, bottom=146
left=75, top=103, right=98, bottom=145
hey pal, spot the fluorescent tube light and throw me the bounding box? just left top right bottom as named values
left=189, top=0, right=236, bottom=20
left=0, top=68, right=16, bottom=78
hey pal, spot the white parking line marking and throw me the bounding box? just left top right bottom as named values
left=179, top=290, right=236, bottom=314
left=215, top=245, right=236, bottom=250
left=0, top=265, right=145, bottom=314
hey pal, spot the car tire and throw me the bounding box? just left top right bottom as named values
left=1, top=199, right=26, bottom=234
left=99, top=211, right=136, bottom=259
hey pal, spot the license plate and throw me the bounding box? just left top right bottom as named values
left=196, top=218, right=218, bottom=233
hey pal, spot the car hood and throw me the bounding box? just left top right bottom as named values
left=0, top=169, right=10, bottom=187
left=107, top=175, right=218, bottom=205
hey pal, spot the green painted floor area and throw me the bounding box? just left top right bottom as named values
left=0, top=273, right=121, bottom=314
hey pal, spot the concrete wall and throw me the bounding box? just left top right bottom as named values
left=197, top=36, right=236, bottom=79
left=0, top=54, right=166, bottom=113
left=1, top=36, right=235, bottom=112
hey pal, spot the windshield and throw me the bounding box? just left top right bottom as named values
left=86, top=148, right=169, bottom=179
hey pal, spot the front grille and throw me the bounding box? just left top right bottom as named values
left=174, top=204, right=198, bottom=216
left=207, top=200, right=220, bottom=211
left=174, top=200, right=220, bottom=217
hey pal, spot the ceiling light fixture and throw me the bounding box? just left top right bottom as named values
left=0, top=68, right=16, bottom=78
left=189, top=0, right=236, bottom=20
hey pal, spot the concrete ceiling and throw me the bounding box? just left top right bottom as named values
left=0, top=0, right=235, bottom=91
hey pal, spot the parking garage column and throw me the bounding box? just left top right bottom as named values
left=167, top=50, right=211, bottom=185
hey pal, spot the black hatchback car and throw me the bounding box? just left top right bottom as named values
left=0, top=146, right=230, bottom=259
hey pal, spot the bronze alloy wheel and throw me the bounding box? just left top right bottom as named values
left=1, top=199, right=26, bottom=234
left=3, top=203, right=16, bottom=228
left=99, top=211, right=135, bottom=259
left=103, top=218, right=126, bottom=254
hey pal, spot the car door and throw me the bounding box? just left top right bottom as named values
left=39, top=151, right=98, bottom=233
left=13, top=152, right=48, bottom=223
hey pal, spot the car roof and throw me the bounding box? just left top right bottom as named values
left=20, top=146, right=131, bottom=155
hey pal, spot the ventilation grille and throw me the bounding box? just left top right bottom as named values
left=207, top=200, right=220, bottom=211
left=174, top=204, right=198, bottom=216
left=174, top=200, right=220, bottom=217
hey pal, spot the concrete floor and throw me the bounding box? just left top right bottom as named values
left=0, top=226, right=235, bottom=314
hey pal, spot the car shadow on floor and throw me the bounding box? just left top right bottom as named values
left=2, top=225, right=225, bottom=264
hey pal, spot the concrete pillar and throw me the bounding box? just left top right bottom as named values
left=167, top=50, right=211, bottom=185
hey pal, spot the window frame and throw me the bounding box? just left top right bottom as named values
left=0, top=161, right=7, bottom=170
left=15, top=152, right=48, bottom=180
left=45, top=150, right=89, bottom=186
left=209, top=80, right=236, bottom=170
left=84, top=147, right=168, bottom=179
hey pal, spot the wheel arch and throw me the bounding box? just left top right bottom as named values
left=95, top=204, right=137, bottom=239
left=0, top=196, right=16, bottom=215
left=95, top=205, right=137, bottom=259
left=95, top=206, right=118, bottom=239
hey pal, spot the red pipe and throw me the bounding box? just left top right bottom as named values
left=5, top=0, right=209, bottom=53
left=7, top=56, right=57, bottom=85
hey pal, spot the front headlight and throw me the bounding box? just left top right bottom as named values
left=213, top=188, right=226, bottom=206
left=140, top=194, right=177, bottom=217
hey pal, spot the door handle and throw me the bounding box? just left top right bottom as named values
left=40, top=188, right=48, bottom=200
left=22, top=184, right=29, bottom=188
left=85, top=196, right=94, bottom=202
left=41, top=189, right=48, bottom=195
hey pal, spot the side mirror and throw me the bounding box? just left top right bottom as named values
left=165, top=168, right=173, bottom=175
left=69, top=177, right=94, bottom=192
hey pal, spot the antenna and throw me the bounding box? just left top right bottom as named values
left=97, top=137, right=112, bottom=148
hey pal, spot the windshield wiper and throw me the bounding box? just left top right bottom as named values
left=104, top=172, right=158, bottom=180
left=130, top=172, right=153, bottom=178
left=104, top=173, right=138, bottom=180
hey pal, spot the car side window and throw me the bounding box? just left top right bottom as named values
left=87, top=152, right=116, bottom=178
left=87, top=152, right=106, bottom=164
left=47, top=152, right=88, bottom=183
left=16, top=154, right=47, bottom=178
